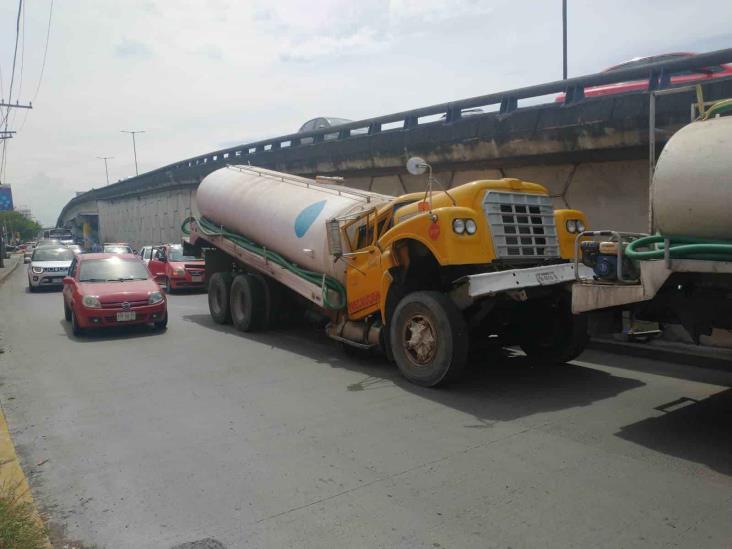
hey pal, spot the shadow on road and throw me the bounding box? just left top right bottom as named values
left=616, top=388, right=732, bottom=476
left=58, top=319, right=165, bottom=342
left=182, top=312, right=645, bottom=425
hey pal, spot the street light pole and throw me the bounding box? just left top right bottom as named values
left=121, top=130, right=145, bottom=176
left=562, top=0, right=568, bottom=80
left=97, top=156, right=113, bottom=185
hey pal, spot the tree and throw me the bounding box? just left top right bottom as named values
left=0, top=211, right=42, bottom=242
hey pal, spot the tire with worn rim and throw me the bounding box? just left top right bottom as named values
left=229, top=274, right=266, bottom=332
left=389, top=291, right=468, bottom=387
left=208, top=272, right=233, bottom=324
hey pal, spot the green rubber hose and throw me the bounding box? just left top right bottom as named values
left=625, top=234, right=732, bottom=262
left=182, top=217, right=346, bottom=310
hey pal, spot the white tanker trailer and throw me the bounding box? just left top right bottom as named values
left=572, top=104, right=732, bottom=344
left=185, top=163, right=593, bottom=387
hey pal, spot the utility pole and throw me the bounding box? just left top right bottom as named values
left=562, top=0, right=568, bottom=79
left=121, top=130, right=145, bottom=176
left=0, top=101, right=32, bottom=109
left=97, top=156, right=113, bottom=185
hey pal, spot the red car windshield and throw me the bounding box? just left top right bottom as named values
left=168, top=247, right=202, bottom=261
left=104, top=245, right=132, bottom=254
left=79, top=258, right=149, bottom=282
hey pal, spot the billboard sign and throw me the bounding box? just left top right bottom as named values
left=0, top=185, right=13, bottom=211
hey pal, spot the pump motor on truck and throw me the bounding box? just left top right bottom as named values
left=182, top=159, right=591, bottom=387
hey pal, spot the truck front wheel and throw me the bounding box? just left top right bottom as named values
left=208, top=272, right=233, bottom=324
left=390, top=291, right=468, bottom=387
left=519, top=298, right=588, bottom=364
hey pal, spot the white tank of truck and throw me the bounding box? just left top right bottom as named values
left=652, top=116, right=732, bottom=239
left=196, top=165, right=390, bottom=282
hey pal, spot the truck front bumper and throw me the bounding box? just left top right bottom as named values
left=451, top=262, right=593, bottom=307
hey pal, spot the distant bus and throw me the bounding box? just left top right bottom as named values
left=42, top=227, right=74, bottom=242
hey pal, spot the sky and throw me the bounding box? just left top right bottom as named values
left=0, top=0, right=730, bottom=226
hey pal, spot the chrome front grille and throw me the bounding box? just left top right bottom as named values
left=101, top=299, right=149, bottom=309
left=483, top=191, right=558, bottom=259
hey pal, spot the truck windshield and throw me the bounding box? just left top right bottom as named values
left=79, top=258, right=149, bottom=281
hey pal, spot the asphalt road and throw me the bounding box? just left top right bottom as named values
left=0, top=265, right=730, bottom=549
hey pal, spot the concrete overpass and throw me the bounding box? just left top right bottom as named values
left=57, top=49, right=732, bottom=248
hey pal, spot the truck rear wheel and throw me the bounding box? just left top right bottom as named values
left=230, top=274, right=266, bottom=332
left=519, top=297, right=588, bottom=364
left=390, top=291, right=468, bottom=387
left=249, top=272, right=282, bottom=330
left=208, top=272, right=233, bottom=324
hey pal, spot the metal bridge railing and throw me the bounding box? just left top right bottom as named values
left=59, top=48, right=732, bottom=225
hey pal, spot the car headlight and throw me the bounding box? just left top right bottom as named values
left=465, top=219, right=477, bottom=235
left=32, top=266, right=44, bottom=274
left=149, top=291, right=164, bottom=304
left=452, top=219, right=466, bottom=234
left=82, top=295, right=101, bottom=308
left=576, top=220, right=586, bottom=233
left=565, top=219, right=577, bottom=233
left=172, top=268, right=185, bottom=277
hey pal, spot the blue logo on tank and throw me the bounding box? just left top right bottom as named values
left=294, top=200, right=326, bottom=238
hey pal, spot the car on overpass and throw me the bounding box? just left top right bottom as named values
left=27, top=246, right=75, bottom=291
left=297, top=117, right=367, bottom=143
left=62, top=253, right=167, bottom=335
left=556, top=52, right=732, bottom=101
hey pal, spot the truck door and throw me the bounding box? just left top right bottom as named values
left=344, top=210, right=386, bottom=320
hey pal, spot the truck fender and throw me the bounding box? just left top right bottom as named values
left=379, top=269, right=395, bottom=325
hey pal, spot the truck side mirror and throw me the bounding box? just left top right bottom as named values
left=326, top=219, right=343, bottom=258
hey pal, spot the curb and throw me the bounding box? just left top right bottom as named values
left=0, top=254, right=21, bottom=286
left=0, top=403, right=51, bottom=547
left=588, top=338, right=732, bottom=371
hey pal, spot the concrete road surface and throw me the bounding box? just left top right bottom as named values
left=0, top=266, right=730, bottom=548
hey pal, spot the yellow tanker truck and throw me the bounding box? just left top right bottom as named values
left=185, top=158, right=590, bottom=386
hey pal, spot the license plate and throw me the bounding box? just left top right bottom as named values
left=535, top=271, right=559, bottom=285
left=191, top=275, right=203, bottom=282
left=116, top=311, right=136, bottom=322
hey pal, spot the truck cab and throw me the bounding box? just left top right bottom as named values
left=330, top=169, right=589, bottom=385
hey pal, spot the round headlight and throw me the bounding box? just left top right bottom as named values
left=452, top=219, right=466, bottom=234
left=32, top=266, right=44, bottom=274
left=465, top=219, right=477, bottom=235
left=82, top=295, right=101, bottom=308
left=576, top=220, right=586, bottom=233
left=565, top=219, right=577, bottom=233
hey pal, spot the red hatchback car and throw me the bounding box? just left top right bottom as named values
left=556, top=52, right=732, bottom=102
left=63, top=253, right=167, bottom=336
left=147, top=244, right=206, bottom=292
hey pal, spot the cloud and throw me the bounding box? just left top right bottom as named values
left=279, top=27, right=388, bottom=63
left=5, top=0, right=732, bottom=226
left=114, top=39, right=153, bottom=59
left=195, top=44, right=224, bottom=61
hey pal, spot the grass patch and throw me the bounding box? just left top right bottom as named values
left=0, top=481, right=47, bottom=549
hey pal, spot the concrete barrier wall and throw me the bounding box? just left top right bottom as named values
left=97, top=188, right=198, bottom=249
left=86, top=158, right=648, bottom=249
left=356, top=158, right=649, bottom=233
